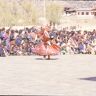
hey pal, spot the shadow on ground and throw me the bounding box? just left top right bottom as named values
left=35, top=58, right=59, bottom=60
left=79, top=77, right=96, bottom=81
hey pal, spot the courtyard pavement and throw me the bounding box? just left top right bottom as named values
left=0, top=55, right=96, bottom=96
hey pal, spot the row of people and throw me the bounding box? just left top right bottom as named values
left=0, top=26, right=96, bottom=58
left=0, top=26, right=60, bottom=59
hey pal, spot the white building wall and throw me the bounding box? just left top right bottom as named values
left=76, top=11, right=95, bottom=19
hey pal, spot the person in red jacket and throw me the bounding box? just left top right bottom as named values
left=32, top=27, right=60, bottom=60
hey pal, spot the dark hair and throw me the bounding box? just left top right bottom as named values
left=1, top=27, right=5, bottom=31
left=11, top=30, right=14, bottom=33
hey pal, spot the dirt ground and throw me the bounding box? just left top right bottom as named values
left=0, top=55, right=96, bottom=95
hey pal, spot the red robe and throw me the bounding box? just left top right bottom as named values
left=32, top=30, right=60, bottom=56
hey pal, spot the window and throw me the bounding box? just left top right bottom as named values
left=82, top=12, right=84, bottom=15
left=78, top=12, right=80, bottom=15
left=86, top=12, right=89, bottom=15
left=94, top=12, right=96, bottom=16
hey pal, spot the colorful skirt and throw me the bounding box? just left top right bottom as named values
left=32, top=42, right=60, bottom=56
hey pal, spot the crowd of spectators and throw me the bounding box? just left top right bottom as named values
left=0, top=26, right=96, bottom=57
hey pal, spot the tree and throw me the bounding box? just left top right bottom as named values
left=0, top=0, right=22, bottom=26
left=19, top=0, right=38, bottom=25
left=0, top=0, right=39, bottom=26
left=46, top=2, right=63, bottom=25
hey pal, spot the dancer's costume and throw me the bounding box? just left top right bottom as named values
left=32, top=28, right=60, bottom=56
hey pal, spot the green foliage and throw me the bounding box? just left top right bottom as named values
left=46, top=2, right=63, bottom=25
left=0, top=0, right=64, bottom=26
left=0, top=0, right=38, bottom=26
left=19, top=0, right=38, bottom=25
